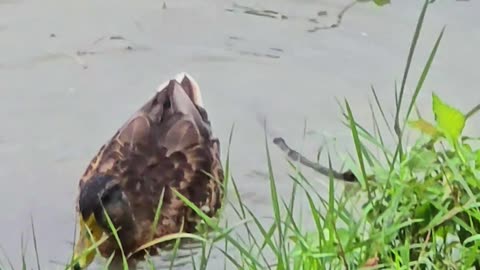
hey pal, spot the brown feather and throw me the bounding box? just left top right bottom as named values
left=76, top=75, right=224, bottom=261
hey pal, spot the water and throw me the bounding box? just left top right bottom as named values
left=0, top=0, right=479, bottom=268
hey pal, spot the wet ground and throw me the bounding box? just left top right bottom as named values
left=1, top=0, right=479, bottom=269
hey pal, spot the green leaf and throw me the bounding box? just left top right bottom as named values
left=373, top=0, right=391, bottom=6
left=432, top=93, right=465, bottom=140
left=408, top=119, right=439, bottom=137
left=405, top=149, right=437, bottom=172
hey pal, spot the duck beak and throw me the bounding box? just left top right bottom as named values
left=72, top=214, right=103, bottom=269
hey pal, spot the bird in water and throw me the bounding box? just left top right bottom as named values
left=72, top=73, right=224, bottom=269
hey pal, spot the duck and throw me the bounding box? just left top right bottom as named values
left=72, top=72, right=224, bottom=269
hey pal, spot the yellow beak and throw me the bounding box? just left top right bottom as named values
left=72, top=214, right=104, bottom=269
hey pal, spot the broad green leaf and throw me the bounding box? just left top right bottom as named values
left=405, top=149, right=437, bottom=172
left=413, top=202, right=434, bottom=224
left=373, top=0, right=391, bottom=6
left=456, top=143, right=477, bottom=162
left=475, top=150, right=480, bottom=169
left=408, top=119, right=439, bottom=137
left=432, top=93, right=465, bottom=140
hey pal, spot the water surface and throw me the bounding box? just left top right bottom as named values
left=0, top=0, right=479, bottom=268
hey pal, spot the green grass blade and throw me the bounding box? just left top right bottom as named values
left=21, top=233, right=27, bottom=270
left=101, top=208, right=128, bottom=270
left=0, top=245, right=15, bottom=270
left=394, top=0, right=430, bottom=137
left=169, top=218, right=185, bottom=270
left=344, top=99, right=373, bottom=202
left=30, top=216, right=41, bottom=270
left=371, top=85, right=394, bottom=139
left=263, top=125, right=287, bottom=269
left=102, top=252, right=116, bottom=270
left=151, top=187, right=166, bottom=240
left=404, top=27, right=445, bottom=127
left=172, top=189, right=264, bottom=268
left=216, top=247, right=243, bottom=269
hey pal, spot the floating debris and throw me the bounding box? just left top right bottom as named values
left=246, top=170, right=269, bottom=179
left=244, top=9, right=277, bottom=19
left=308, top=1, right=357, bottom=33
left=226, top=3, right=289, bottom=20
left=237, top=50, right=280, bottom=59
left=68, top=35, right=151, bottom=69
left=264, top=54, right=280, bottom=59
left=225, top=35, right=283, bottom=59
left=109, top=35, right=126, bottom=40
left=262, top=9, right=279, bottom=15
left=228, top=35, right=243, bottom=41
left=317, top=10, right=328, bottom=16
left=76, top=50, right=95, bottom=56
left=269, top=47, right=284, bottom=52
left=225, top=3, right=331, bottom=24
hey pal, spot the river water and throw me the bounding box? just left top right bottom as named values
left=0, top=0, right=478, bottom=269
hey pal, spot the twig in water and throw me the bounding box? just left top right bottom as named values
left=308, top=1, right=357, bottom=32
left=272, top=137, right=358, bottom=182
left=466, top=103, right=480, bottom=119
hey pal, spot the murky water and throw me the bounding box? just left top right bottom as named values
left=0, top=0, right=479, bottom=269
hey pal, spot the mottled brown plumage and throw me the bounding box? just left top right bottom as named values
left=73, top=73, right=224, bottom=268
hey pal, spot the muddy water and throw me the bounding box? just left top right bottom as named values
left=0, top=0, right=479, bottom=269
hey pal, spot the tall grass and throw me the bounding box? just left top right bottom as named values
left=3, top=0, right=479, bottom=269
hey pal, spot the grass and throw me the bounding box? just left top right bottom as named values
left=3, top=0, right=480, bottom=269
